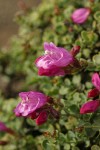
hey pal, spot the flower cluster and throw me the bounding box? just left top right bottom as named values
left=34, top=7, right=90, bottom=77
left=80, top=73, right=100, bottom=114
left=14, top=91, right=59, bottom=125
left=14, top=7, right=91, bottom=125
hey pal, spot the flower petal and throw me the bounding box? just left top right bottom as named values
left=80, top=100, right=100, bottom=114
left=35, top=42, right=73, bottom=76
left=44, top=42, right=56, bottom=51
left=36, top=111, right=48, bottom=125
left=38, top=66, right=65, bottom=76
left=92, top=73, right=100, bottom=90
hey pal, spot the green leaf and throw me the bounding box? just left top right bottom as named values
left=93, top=53, right=100, bottom=65
left=72, top=75, right=81, bottom=85
left=64, top=144, right=70, bottom=150
left=94, top=11, right=100, bottom=22
left=81, top=31, right=98, bottom=46
left=42, top=140, right=50, bottom=150
left=42, top=140, right=57, bottom=150
left=72, top=147, right=80, bottom=150
left=84, top=123, right=96, bottom=137
left=91, top=122, right=100, bottom=131
left=69, top=105, right=79, bottom=114
left=83, top=49, right=91, bottom=58
left=59, top=86, right=69, bottom=95
left=91, top=145, right=100, bottom=150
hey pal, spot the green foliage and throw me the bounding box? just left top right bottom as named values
left=0, top=0, right=100, bottom=149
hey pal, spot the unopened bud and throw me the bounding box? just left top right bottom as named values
left=36, top=111, right=48, bottom=126
left=70, top=46, right=80, bottom=57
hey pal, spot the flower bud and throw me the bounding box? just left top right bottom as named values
left=36, top=111, right=48, bottom=125
left=70, top=46, right=80, bottom=57
left=88, top=88, right=99, bottom=98
left=80, top=100, right=100, bottom=114
left=0, top=121, right=15, bottom=135
left=71, top=8, right=90, bottom=24
left=92, top=73, right=100, bottom=91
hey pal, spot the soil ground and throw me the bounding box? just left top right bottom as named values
left=0, top=0, right=40, bottom=47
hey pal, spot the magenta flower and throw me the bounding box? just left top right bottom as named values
left=92, top=73, right=100, bottom=91
left=14, top=91, right=59, bottom=125
left=35, top=42, right=74, bottom=76
left=71, top=8, right=90, bottom=24
left=14, top=91, right=47, bottom=117
left=0, top=121, right=14, bottom=135
left=88, top=73, right=100, bottom=98
left=80, top=100, right=100, bottom=114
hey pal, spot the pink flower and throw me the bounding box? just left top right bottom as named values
left=88, top=73, right=100, bottom=98
left=35, top=42, right=74, bottom=76
left=14, top=91, right=59, bottom=125
left=14, top=91, right=47, bottom=117
left=92, top=73, right=100, bottom=91
left=71, top=8, right=90, bottom=24
left=0, top=121, right=14, bottom=135
left=36, top=111, right=48, bottom=125
left=80, top=100, right=100, bottom=114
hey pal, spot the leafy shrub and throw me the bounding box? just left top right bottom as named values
left=0, top=0, right=100, bottom=149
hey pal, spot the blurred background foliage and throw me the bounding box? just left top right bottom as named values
left=0, top=0, right=100, bottom=149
